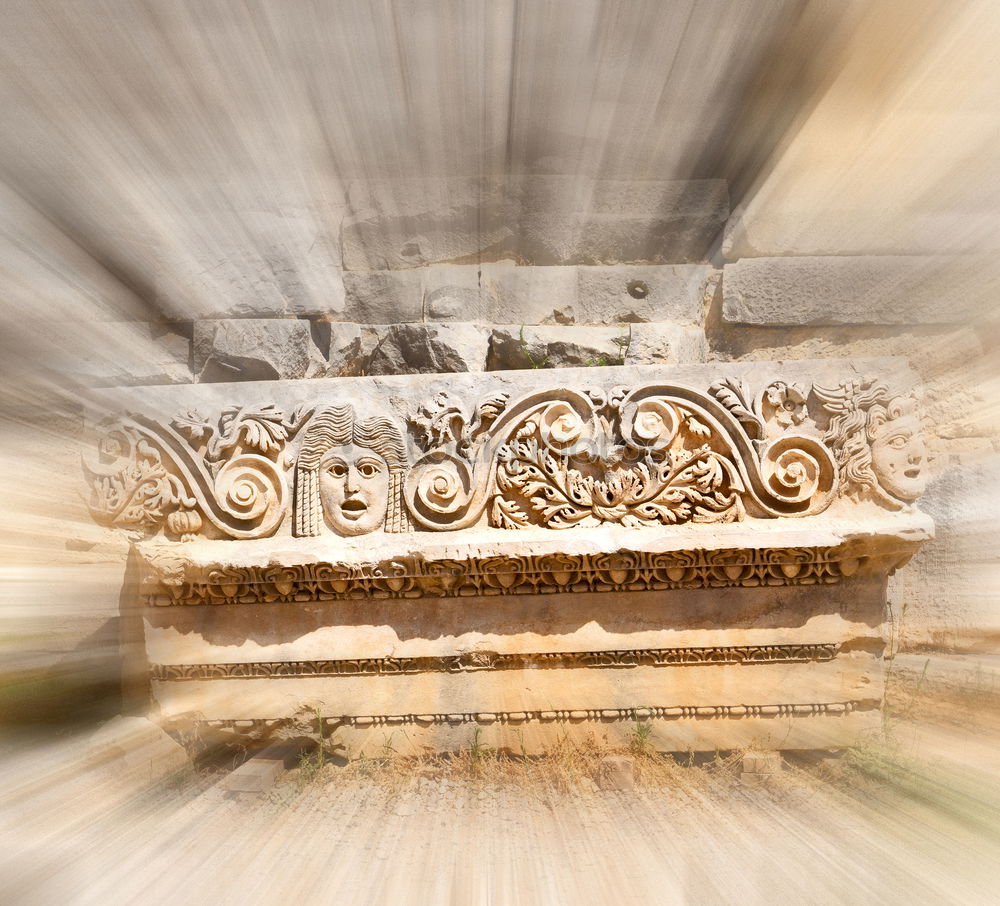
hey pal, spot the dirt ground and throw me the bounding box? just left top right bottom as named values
left=3, top=653, right=1000, bottom=906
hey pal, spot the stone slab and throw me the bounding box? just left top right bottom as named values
left=722, top=255, right=989, bottom=326
left=82, top=359, right=931, bottom=753
left=222, top=747, right=291, bottom=793
left=342, top=177, right=728, bottom=269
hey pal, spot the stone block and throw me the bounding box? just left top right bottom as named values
left=222, top=748, right=291, bottom=793
left=598, top=756, right=635, bottom=791
left=193, top=319, right=326, bottom=382
left=626, top=325, right=708, bottom=365
left=488, top=325, right=631, bottom=370
left=722, top=255, right=988, bottom=326
left=422, top=265, right=491, bottom=322
left=575, top=265, right=713, bottom=325
left=367, top=323, right=489, bottom=375
left=481, top=266, right=578, bottom=325
left=341, top=269, right=424, bottom=323
left=83, top=359, right=930, bottom=754
left=326, top=323, right=383, bottom=377
left=342, top=177, right=728, bottom=269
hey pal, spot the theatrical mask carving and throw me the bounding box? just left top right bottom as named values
left=294, top=405, right=411, bottom=536
left=318, top=444, right=390, bottom=535
left=814, top=379, right=927, bottom=506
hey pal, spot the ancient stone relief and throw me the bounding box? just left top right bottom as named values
left=813, top=379, right=927, bottom=508
left=137, top=543, right=913, bottom=606
left=293, top=405, right=412, bottom=536
left=84, top=375, right=926, bottom=540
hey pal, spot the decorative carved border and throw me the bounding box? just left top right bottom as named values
left=190, top=700, right=875, bottom=733
left=150, top=643, right=840, bottom=681
left=141, top=545, right=889, bottom=606
left=83, top=375, right=927, bottom=543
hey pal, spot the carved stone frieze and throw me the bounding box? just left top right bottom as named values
left=83, top=368, right=928, bottom=541
left=137, top=543, right=908, bottom=607
left=150, top=643, right=840, bottom=681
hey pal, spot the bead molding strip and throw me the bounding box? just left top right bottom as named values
left=192, top=700, right=875, bottom=732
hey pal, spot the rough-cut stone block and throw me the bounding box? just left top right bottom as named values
left=575, top=265, right=712, bottom=325
left=488, top=324, right=631, bottom=370
left=626, top=324, right=708, bottom=365
left=367, top=323, right=489, bottom=374
left=222, top=748, right=291, bottom=793
left=722, top=255, right=987, bottom=326
left=325, top=323, right=383, bottom=377
left=598, top=756, right=635, bottom=791
left=193, top=319, right=326, bottom=382
left=342, top=177, right=728, bottom=269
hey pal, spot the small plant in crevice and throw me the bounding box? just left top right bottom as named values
left=469, top=726, right=496, bottom=762
left=584, top=323, right=632, bottom=367
left=295, top=707, right=335, bottom=789
left=628, top=709, right=655, bottom=757
left=518, top=324, right=551, bottom=369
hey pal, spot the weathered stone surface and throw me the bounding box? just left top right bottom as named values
left=626, top=324, right=708, bottom=365
left=193, top=319, right=327, bottom=382
left=366, top=323, right=489, bottom=375
left=482, top=265, right=579, bottom=325
left=722, top=255, right=988, bottom=326
left=488, top=325, right=631, bottom=370
left=342, top=177, right=728, bottom=269
left=86, top=716, right=191, bottom=786
left=575, top=265, right=712, bottom=325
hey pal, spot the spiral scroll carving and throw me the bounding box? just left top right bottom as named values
left=212, top=455, right=287, bottom=537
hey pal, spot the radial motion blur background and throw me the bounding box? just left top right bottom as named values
left=1, top=2, right=998, bottom=903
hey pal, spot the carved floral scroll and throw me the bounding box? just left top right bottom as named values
left=83, top=375, right=926, bottom=540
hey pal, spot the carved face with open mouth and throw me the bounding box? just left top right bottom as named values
left=318, top=444, right=390, bottom=535
left=870, top=413, right=926, bottom=502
